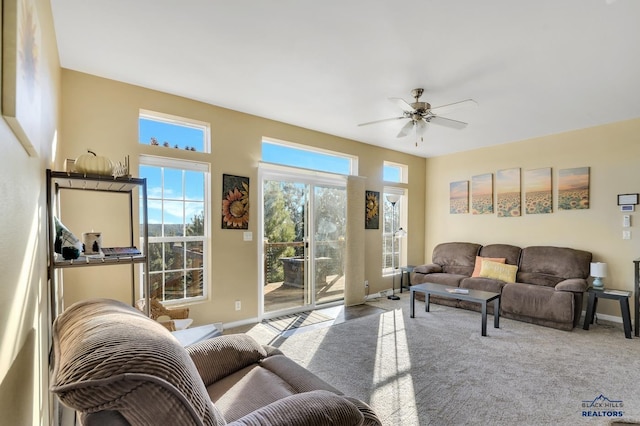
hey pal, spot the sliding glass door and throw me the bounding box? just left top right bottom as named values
left=261, top=171, right=346, bottom=317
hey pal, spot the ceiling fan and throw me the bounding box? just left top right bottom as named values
left=358, top=88, right=477, bottom=142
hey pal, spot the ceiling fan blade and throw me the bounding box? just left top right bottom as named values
left=429, top=116, right=468, bottom=130
left=389, top=97, right=414, bottom=112
left=396, top=120, right=415, bottom=138
left=358, top=116, right=405, bottom=127
left=429, top=99, right=478, bottom=115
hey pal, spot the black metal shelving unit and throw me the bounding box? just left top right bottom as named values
left=46, top=169, right=150, bottom=320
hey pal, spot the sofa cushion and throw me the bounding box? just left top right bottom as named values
left=471, top=256, right=505, bottom=277
left=501, top=283, right=574, bottom=324
left=413, top=272, right=468, bottom=287
left=432, top=242, right=481, bottom=276
left=478, top=244, right=522, bottom=266
left=50, top=298, right=225, bottom=426
left=517, top=246, right=592, bottom=287
left=479, top=260, right=518, bottom=283
left=460, top=277, right=507, bottom=294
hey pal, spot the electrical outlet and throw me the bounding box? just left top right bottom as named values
left=235, top=300, right=241, bottom=311
left=364, top=280, right=369, bottom=288
left=623, top=230, right=631, bottom=240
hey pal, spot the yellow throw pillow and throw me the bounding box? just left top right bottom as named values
left=471, top=256, right=506, bottom=277
left=479, top=259, right=518, bottom=283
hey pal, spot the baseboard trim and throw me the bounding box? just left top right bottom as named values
left=581, top=310, right=623, bottom=324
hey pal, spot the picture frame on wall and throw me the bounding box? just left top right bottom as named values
left=558, top=167, right=590, bottom=210
left=524, top=167, right=552, bottom=214
left=365, top=190, right=380, bottom=229
left=449, top=180, right=469, bottom=214
left=471, top=173, right=494, bottom=215
left=222, top=174, right=250, bottom=229
left=496, top=168, right=521, bottom=217
left=2, top=0, right=42, bottom=156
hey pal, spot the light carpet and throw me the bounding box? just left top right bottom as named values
left=238, top=293, right=640, bottom=426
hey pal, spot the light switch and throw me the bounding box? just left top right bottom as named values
left=243, top=231, right=253, bottom=241
left=623, top=215, right=631, bottom=228
left=623, top=230, right=631, bottom=240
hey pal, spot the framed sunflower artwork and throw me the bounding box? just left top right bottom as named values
left=365, top=190, right=379, bottom=229
left=222, top=174, right=249, bottom=229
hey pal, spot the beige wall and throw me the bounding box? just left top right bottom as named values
left=0, top=0, right=60, bottom=424
left=425, top=118, right=640, bottom=318
left=59, top=70, right=426, bottom=326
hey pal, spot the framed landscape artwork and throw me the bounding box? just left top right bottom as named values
left=450, top=181, right=469, bottom=214
left=471, top=173, right=493, bottom=215
left=2, top=0, right=42, bottom=156
left=222, top=174, right=249, bottom=229
left=558, top=167, right=590, bottom=210
left=496, top=168, right=521, bottom=217
left=365, top=190, right=379, bottom=229
left=524, top=168, right=552, bottom=214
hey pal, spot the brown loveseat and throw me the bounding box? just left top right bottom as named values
left=50, top=298, right=381, bottom=425
left=410, top=242, right=592, bottom=331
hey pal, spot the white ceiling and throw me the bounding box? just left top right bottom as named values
left=51, top=0, right=640, bottom=158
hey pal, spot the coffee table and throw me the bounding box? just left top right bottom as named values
left=410, top=282, right=501, bottom=336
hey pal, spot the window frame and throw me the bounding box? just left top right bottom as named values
left=382, top=186, right=407, bottom=275
left=262, top=138, right=358, bottom=176
left=383, top=161, right=408, bottom=184
left=139, top=157, right=211, bottom=306
left=139, top=109, right=211, bottom=153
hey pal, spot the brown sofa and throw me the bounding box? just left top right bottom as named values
left=410, top=242, right=592, bottom=331
left=50, top=298, right=381, bottom=425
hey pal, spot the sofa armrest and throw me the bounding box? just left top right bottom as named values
left=228, top=390, right=374, bottom=426
left=187, top=334, right=268, bottom=386
left=555, top=278, right=588, bottom=293
left=413, top=263, right=442, bottom=274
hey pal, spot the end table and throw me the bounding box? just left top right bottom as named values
left=583, top=287, right=632, bottom=339
left=399, top=265, right=415, bottom=293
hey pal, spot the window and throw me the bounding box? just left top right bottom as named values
left=138, top=110, right=211, bottom=304
left=382, top=188, right=407, bottom=274
left=262, top=139, right=357, bottom=175
left=383, top=161, right=408, bottom=184
left=140, top=157, right=209, bottom=303
left=139, top=109, right=210, bottom=153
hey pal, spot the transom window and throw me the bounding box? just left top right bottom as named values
left=383, top=161, right=408, bottom=184
left=262, top=139, right=357, bottom=175
left=139, top=109, right=210, bottom=153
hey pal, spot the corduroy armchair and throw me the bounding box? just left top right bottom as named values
left=50, top=298, right=382, bottom=426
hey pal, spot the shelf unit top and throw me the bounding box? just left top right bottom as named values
left=49, top=170, right=145, bottom=193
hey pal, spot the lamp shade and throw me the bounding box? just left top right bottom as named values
left=590, top=262, right=608, bottom=278
left=395, top=227, right=407, bottom=237
left=385, top=194, right=401, bottom=204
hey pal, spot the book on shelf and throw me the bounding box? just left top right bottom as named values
left=101, top=247, right=142, bottom=256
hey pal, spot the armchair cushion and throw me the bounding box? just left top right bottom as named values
left=229, top=390, right=364, bottom=426
left=188, top=335, right=268, bottom=386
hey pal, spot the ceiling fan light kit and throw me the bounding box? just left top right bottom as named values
left=359, top=88, right=477, bottom=145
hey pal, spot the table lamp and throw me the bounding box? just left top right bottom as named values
left=590, top=262, right=607, bottom=290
